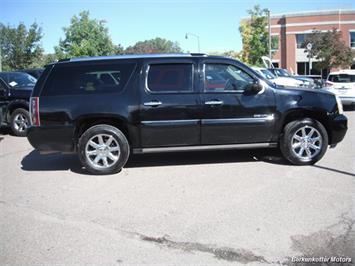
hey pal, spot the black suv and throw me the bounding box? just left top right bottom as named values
left=0, top=72, right=37, bottom=136
left=27, top=54, right=347, bottom=174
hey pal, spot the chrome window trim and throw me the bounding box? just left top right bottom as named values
left=133, top=142, right=278, bottom=154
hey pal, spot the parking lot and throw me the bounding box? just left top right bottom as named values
left=0, top=110, right=354, bottom=265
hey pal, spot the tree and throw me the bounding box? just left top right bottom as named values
left=304, top=29, right=354, bottom=71
left=124, top=37, right=182, bottom=54
left=55, top=11, right=118, bottom=59
left=0, top=22, right=43, bottom=71
left=209, top=50, right=241, bottom=60
left=239, top=5, right=269, bottom=66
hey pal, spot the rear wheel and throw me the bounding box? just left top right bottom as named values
left=10, top=108, right=30, bottom=137
left=78, top=124, right=130, bottom=175
left=280, top=118, right=328, bottom=165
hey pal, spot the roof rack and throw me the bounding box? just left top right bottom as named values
left=55, top=53, right=211, bottom=63
left=58, top=58, right=70, bottom=62
left=190, top=53, right=207, bottom=56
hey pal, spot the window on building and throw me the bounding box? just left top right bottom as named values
left=271, top=35, right=279, bottom=51
left=296, top=34, right=306, bottom=49
left=350, top=32, right=355, bottom=48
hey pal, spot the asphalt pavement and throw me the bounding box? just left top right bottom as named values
left=1, top=111, right=354, bottom=265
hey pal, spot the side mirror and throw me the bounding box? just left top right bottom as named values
left=244, top=81, right=263, bottom=95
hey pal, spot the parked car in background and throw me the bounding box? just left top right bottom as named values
left=27, top=54, right=347, bottom=175
left=252, top=67, right=305, bottom=87
left=324, top=70, right=355, bottom=106
left=297, top=75, right=324, bottom=89
left=268, top=68, right=315, bottom=88
left=19, top=68, right=44, bottom=79
left=0, top=72, right=37, bottom=136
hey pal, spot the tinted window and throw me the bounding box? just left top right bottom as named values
left=147, top=64, right=193, bottom=92
left=328, top=74, right=355, bottom=83
left=204, top=64, right=255, bottom=92
left=272, top=68, right=291, bottom=77
left=260, top=69, right=276, bottom=79
left=44, top=63, right=135, bottom=96
left=6, top=73, right=37, bottom=89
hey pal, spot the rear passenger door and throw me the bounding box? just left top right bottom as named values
left=139, top=60, right=200, bottom=147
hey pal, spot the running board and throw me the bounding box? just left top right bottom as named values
left=133, top=143, right=278, bottom=154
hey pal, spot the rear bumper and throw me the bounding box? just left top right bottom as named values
left=27, top=125, right=75, bottom=152
left=328, top=114, right=347, bottom=145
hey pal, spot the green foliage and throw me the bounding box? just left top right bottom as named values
left=0, top=22, right=43, bottom=71
left=124, top=37, right=182, bottom=54
left=41, top=53, right=58, bottom=65
left=239, top=5, right=269, bottom=66
left=304, top=30, right=354, bottom=70
left=271, top=36, right=279, bottom=51
left=209, top=50, right=241, bottom=60
left=55, top=11, right=118, bottom=59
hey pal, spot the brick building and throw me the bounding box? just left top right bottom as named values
left=267, top=10, right=355, bottom=76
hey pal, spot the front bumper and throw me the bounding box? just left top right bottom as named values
left=27, top=125, right=75, bottom=152
left=328, top=114, right=348, bottom=145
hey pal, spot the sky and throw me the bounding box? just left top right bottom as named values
left=1, top=0, right=354, bottom=54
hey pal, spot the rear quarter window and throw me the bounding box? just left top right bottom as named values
left=328, top=74, right=355, bottom=83
left=42, top=63, right=135, bottom=96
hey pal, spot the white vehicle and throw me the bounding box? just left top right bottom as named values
left=325, top=70, right=355, bottom=105
left=252, top=67, right=304, bottom=88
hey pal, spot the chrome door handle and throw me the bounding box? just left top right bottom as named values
left=205, top=100, right=223, bottom=105
left=144, top=101, right=162, bottom=107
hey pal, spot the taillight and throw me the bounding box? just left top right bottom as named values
left=30, top=97, right=40, bottom=126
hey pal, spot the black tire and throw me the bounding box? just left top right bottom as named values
left=78, top=124, right=130, bottom=175
left=280, top=118, right=328, bottom=165
left=10, top=108, right=30, bottom=137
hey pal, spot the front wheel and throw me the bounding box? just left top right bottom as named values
left=78, top=124, right=130, bottom=175
left=280, top=118, right=328, bottom=165
left=10, top=108, right=30, bottom=137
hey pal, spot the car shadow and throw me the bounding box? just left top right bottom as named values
left=125, top=148, right=288, bottom=168
left=0, top=126, right=12, bottom=136
left=21, top=148, right=289, bottom=175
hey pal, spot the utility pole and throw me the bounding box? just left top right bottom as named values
left=267, top=9, right=272, bottom=68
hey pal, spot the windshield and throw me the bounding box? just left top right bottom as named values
left=260, top=69, right=276, bottom=79
left=328, top=74, right=355, bottom=83
left=7, top=73, right=37, bottom=88
left=273, top=69, right=291, bottom=77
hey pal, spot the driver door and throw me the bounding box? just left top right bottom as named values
left=200, top=60, right=276, bottom=144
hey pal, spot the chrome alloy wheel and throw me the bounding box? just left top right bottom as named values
left=13, top=113, right=29, bottom=132
left=291, top=125, right=322, bottom=160
left=85, top=134, right=120, bottom=169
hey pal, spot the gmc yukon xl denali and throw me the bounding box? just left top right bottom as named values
left=27, top=54, right=347, bottom=174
